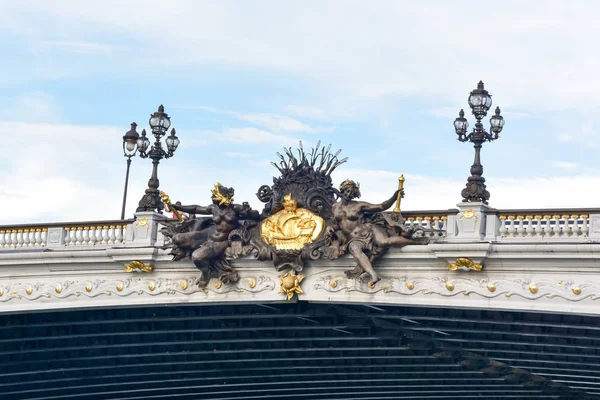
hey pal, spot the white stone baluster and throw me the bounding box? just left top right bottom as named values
left=89, top=226, right=97, bottom=245
left=115, top=225, right=124, bottom=244
left=23, top=229, right=32, bottom=247
left=498, top=216, right=507, bottom=237
left=33, top=229, right=41, bottom=247
left=525, top=215, right=535, bottom=237
left=571, top=214, right=581, bottom=237
left=516, top=216, right=526, bottom=237
left=0, top=230, right=5, bottom=248
left=64, top=228, right=72, bottom=246
left=561, top=214, right=571, bottom=237
left=42, top=228, right=48, bottom=247
left=92, top=227, right=98, bottom=244
left=74, top=227, right=83, bottom=245
left=96, top=226, right=103, bottom=244
left=28, top=229, right=36, bottom=247
left=101, top=226, right=110, bottom=245
left=581, top=214, right=590, bottom=237
left=540, top=215, right=550, bottom=237
left=108, top=225, right=117, bottom=244
left=16, top=230, right=24, bottom=248
left=551, top=214, right=561, bottom=236
left=533, top=215, right=542, bottom=236
left=406, top=218, right=415, bottom=230
left=507, top=216, right=516, bottom=237
left=82, top=227, right=91, bottom=246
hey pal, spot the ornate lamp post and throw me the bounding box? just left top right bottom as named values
left=121, top=123, right=139, bottom=220
left=454, top=81, right=505, bottom=204
left=135, top=105, right=180, bottom=213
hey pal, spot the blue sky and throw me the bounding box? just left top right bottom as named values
left=1, top=0, right=600, bottom=224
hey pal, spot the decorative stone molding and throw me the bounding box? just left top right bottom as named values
left=0, top=275, right=275, bottom=303
left=313, top=275, right=599, bottom=302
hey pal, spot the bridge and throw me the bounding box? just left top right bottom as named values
left=2, top=202, right=600, bottom=399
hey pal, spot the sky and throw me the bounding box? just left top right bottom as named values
left=1, top=0, right=600, bottom=225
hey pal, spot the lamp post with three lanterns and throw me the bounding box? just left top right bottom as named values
left=135, top=105, right=180, bottom=213
left=453, top=81, right=505, bottom=204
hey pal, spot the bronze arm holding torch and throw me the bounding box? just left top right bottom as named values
left=393, top=175, right=405, bottom=213
left=159, top=191, right=184, bottom=223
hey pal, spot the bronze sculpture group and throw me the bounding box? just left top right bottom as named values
left=161, top=143, right=430, bottom=287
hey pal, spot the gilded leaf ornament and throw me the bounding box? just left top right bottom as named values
left=278, top=270, right=306, bottom=300
left=448, top=257, right=482, bottom=272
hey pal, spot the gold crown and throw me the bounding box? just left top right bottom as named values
left=283, top=193, right=297, bottom=209
left=211, top=182, right=233, bottom=206
left=339, top=179, right=360, bottom=190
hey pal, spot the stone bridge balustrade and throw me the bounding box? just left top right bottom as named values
left=495, top=211, right=595, bottom=239
left=2, top=207, right=600, bottom=251
left=62, top=223, right=129, bottom=246
left=0, top=227, right=48, bottom=248
left=0, top=219, right=133, bottom=249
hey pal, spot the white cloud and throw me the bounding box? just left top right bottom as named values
left=177, top=106, right=333, bottom=134
left=5, top=1, right=600, bottom=111
left=36, top=40, right=128, bottom=54
left=0, top=92, right=62, bottom=123
left=235, top=113, right=332, bottom=134
left=558, top=133, right=573, bottom=142
left=0, top=121, right=136, bottom=224
left=224, top=152, right=252, bottom=159
left=284, top=105, right=330, bottom=121
left=551, top=161, right=578, bottom=170
left=205, top=127, right=299, bottom=147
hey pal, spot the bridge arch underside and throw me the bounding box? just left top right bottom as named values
left=1, top=303, right=600, bottom=400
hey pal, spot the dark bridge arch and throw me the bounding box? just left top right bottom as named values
left=1, top=302, right=599, bottom=400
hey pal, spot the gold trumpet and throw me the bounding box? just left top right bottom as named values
left=393, top=174, right=405, bottom=213
left=159, top=191, right=184, bottom=223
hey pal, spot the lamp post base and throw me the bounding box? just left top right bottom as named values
left=461, top=175, right=490, bottom=204
left=136, top=188, right=164, bottom=213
